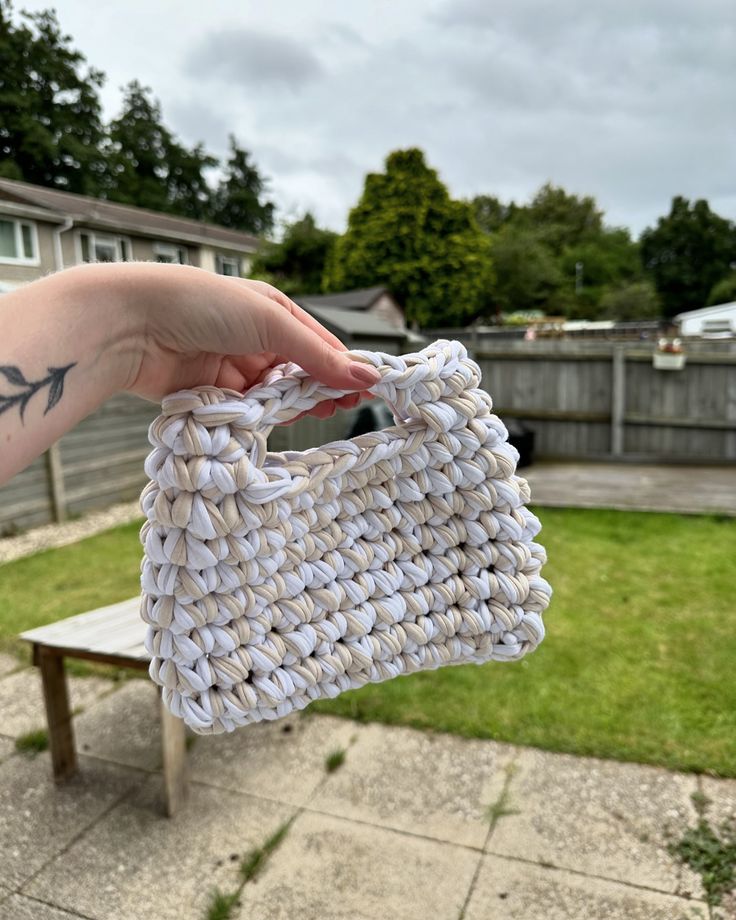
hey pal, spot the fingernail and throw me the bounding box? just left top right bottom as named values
left=349, top=362, right=381, bottom=386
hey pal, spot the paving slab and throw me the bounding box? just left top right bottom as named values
left=488, top=747, right=702, bottom=898
left=0, top=668, right=116, bottom=739
left=463, top=854, right=708, bottom=920
left=524, top=461, right=736, bottom=516
left=236, top=809, right=479, bottom=920
left=24, top=772, right=295, bottom=920
left=0, top=750, right=143, bottom=890
left=0, top=735, right=16, bottom=762
left=0, top=652, right=23, bottom=678
left=3, top=892, right=91, bottom=920
left=187, top=712, right=357, bottom=807
left=74, top=677, right=162, bottom=772
left=310, top=721, right=516, bottom=848
left=702, top=775, right=736, bottom=826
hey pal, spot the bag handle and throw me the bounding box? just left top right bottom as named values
left=157, top=339, right=480, bottom=443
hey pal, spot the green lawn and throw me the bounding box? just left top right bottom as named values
left=1, top=508, right=734, bottom=776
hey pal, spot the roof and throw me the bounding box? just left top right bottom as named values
left=302, top=303, right=407, bottom=340
left=0, top=177, right=260, bottom=253
left=298, top=285, right=388, bottom=311
left=674, top=301, right=736, bottom=320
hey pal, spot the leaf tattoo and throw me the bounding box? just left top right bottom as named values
left=0, top=362, right=76, bottom=424
left=44, top=366, right=71, bottom=414
left=0, top=365, right=28, bottom=386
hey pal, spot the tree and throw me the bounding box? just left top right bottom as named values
left=515, top=182, right=604, bottom=255
left=324, top=148, right=493, bottom=327
left=640, top=196, right=736, bottom=317
left=0, top=0, right=107, bottom=194
left=250, top=212, right=336, bottom=295
left=470, top=194, right=517, bottom=235
left=560, top=228, right=643, bottom=319
left=599, top=281, right=661, bottom=321
left=209, top=135, right=275, bottom=235
left=707, top=273, right=736, bottom=306
left=488, top=224, right=563, bottom=314
left=472, top=184, right=643, bottom=318
left=102, top=81, right=217, bottom=219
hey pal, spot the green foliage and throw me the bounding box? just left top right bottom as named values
left=203, top=888, right=239, bottom=920
left=485, top=763, right=520, bottom=827
left=15, top=727, right=49, bottom=755
left=514, top=182, right=604, bottom=255
left=599, top=281, right=661, bottom=321
left=323, top=148, right=493, bottom=327
left=668, top=792, right=736, bottom=909
left=102, top=80, right=217, bottom=220
left=0, top=0, right=107, bottom=194
left=203, top=818, right=294, bottom=918
left=707, top=273, right=736, bottom=307
left=209, top=134, right=275, bottom=235
left=489, top=224, right=564, bottom=314
left=251, top=212, right=337, bottom=295
left=470, top=194, right=518, bottom=235
left=560, top=229, right=643, bottom=319
left=0, top=4, right=274, bottom=231
left=473, top=184, right=644, bottom=320
left=325, top=748, right=346, bottom=773
left=641, top=196, right=736, bottom=317
left=239, top=819, right=294, bottom=884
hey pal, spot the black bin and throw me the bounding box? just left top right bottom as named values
left=504, top=418, right=535, bottom=468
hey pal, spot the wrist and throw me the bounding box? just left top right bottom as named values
left=57, top=262, right=146, bottom=394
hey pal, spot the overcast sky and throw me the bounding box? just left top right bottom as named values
left=20, top=0, right=736, bottom=238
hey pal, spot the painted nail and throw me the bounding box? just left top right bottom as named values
left=349, top=362, right=381, bottom=385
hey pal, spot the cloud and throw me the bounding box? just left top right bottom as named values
left=185, top=28, right=323, bottom=90
left=25, top=0, right=734, bottom=236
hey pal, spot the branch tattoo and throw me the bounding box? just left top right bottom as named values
left=0, top=363, right=76, bottom=424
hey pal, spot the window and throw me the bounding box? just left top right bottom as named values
left=216, top=253, right=241, bottom=277
left=0, top=218, right=38, bottom=263
left=153, top=242, right=188, bottom=264
left=77, top=231, right=131, bottom=264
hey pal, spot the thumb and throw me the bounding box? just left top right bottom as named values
left=259, top=302, right=382, bottom=391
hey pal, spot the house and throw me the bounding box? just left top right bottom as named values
left=675, top=301, right=736, bottom=337
left=0, top=177, right=260, bottom=292
left=297, top=285, right=405, bottom=330
left=296, top=301, right=407, bottom=354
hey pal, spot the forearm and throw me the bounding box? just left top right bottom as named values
left=0, top=263, right=140, bottom=485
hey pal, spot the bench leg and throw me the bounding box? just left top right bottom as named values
left=160, top=694, right=188, bottom=817
left=37, top=646, right=78, bottom=782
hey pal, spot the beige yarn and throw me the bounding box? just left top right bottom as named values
left=138, top=339, right=552, bottom=734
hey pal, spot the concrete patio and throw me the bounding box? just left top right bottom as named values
left=1, top=463, right=734, bottom=917
left=523, top=461, right=736, bottom=516
left=1, top=650, right=731, bottom=920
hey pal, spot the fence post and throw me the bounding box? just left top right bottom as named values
left=611, top=345, right=626, bottom=457
left=45, top=443, right=67, bottom=522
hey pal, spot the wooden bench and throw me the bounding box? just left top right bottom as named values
left=19, top=597, right=188, bottom=816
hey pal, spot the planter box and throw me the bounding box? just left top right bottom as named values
left=653, top=351, right=686, bottom=370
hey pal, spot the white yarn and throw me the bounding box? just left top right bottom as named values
left=138, top=339, right=552, bottom=734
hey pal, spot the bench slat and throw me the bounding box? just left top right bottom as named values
left=19, top=596, right=149, bottom=658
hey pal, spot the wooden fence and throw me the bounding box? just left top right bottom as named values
left=2, top=337, right=734, bottom=536
left=474, top=342, right=736, bottom=462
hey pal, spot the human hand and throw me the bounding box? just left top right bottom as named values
left=102, top=262, right=381, bottom=422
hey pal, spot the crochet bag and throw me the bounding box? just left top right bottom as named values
left=139, top=339, right=552, bottom=734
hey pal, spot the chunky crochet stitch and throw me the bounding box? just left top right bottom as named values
left=139, top=339, right=552, bottom=734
